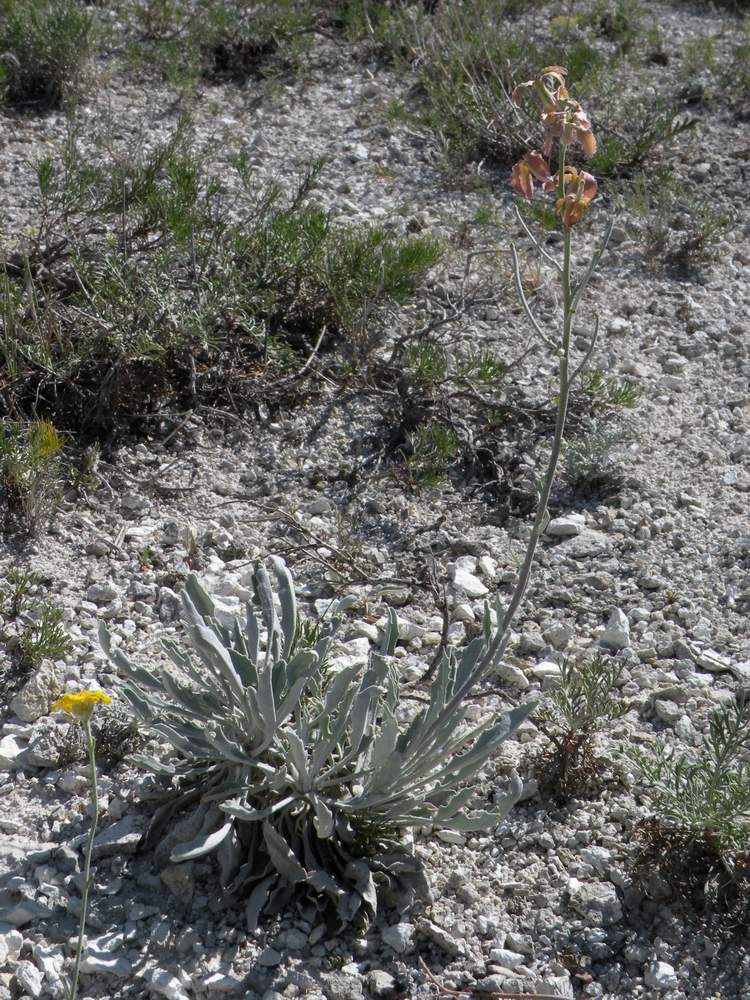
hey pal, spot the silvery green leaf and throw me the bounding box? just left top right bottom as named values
left=345, top=859, right=378, bottom=913
left=306, top=867, right=345, bottom=900
left=455, top=637, right=484, bottom=692
left=380, top=607, right=398, bottom=655
left=255, top=662, right=277, bottom=739
left=245, top=875, right=276, bottom=931
left=312, top=797, right=334, bottom=838
left=245, top=602, right=260, bottom=663
left=221, top=796, right=296, bottom=822
left=254, top=565, right=279, bottom=648
left=367, top=705, right=399, bottom=776
left=263, top=821, right=307, bottom=884
left=170, top=821, right=233, bottom=861
left=276, top=674, right=314, bottom=730
left=270, top=556, right=297, bottom=660
left=319, top=664, right=359, bottom=721
left=350, top=685, right=381, bottom=754
left=438, top=803, right=519, bottom=832
left=130, top=753, right=176, bottom=775
left=432, top=787, right=475, bottom=818
left=311, top=687, right=358, bottom=776
left=151, top=722, right=214, bottom=757
left=189, top=624, right=246, bottom=701
left=284, top=729, right=310, bottom=788
left=184, top=574, right=215, bottom=621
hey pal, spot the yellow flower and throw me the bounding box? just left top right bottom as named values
left=51, top=690, right=111, bottom=721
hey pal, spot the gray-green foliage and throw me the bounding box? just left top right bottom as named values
left=0, top=0, right=92, bottom=108
left=534, top=653, right=628, bottom=800
left=1, top=120, right=442, bottom=433
left=629, top=695, right=750, bottom=862
left=0, top=419, right=67, bottom=535
left=100, top=559, right=532, bottom=929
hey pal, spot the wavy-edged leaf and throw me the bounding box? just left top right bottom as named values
left=270, top=556, right=297, bottom=660
left=245, top=875, right=276, bottom=931
left=263, top=821, right=307, bottom=884
left=312, top=797, right=334, bottom=839
left=284, top=729, right=310, bottom=789
left=170, top=821, right=233, bottom=861
left=221, top=795, right=296, bottom=822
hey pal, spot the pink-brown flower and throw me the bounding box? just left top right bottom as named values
left=547, top=166, right=598, bottom=229
left=512, top=66, right=567, bottom=112
left=541, top=100, right=597, bottom=157
left=510, top=150, right=552, bottom=199
left=512, top=65, right=596, bottom=158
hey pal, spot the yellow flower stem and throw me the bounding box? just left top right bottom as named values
left=68, top=719, right=98, bottom=1000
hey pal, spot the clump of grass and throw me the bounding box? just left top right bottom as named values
left=561, top=419, right=632, bottom=500
left=126, top=0, right=318, bottom=87
left=630, top=695, right=750, bottom=867
left=630, top=694, right=750, bottom=917
left=19, top=604, right=72, bottom=667
left=404, top=0, right=605, bottom=171
left=403, top=421, right=459, bottom=488
left=0, top=0, right=93, bottom=108
left=0, top=119, right=443, bottom=436
left=577, top=368, right=642, bottom=410
left=534, top=653, right=628, bottom=802
left=0, top=419, right=67, bottom=535
left=622, top=170, right=730, bottom=271
left=588, top=96, right=697, bottom=178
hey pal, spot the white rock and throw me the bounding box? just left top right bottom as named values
left=416, top=918, right=463, bottom=957
left=452, top=602, right=475, bottom=623
left=0, top=734, right=26, bottom=771
left=91, top=815, right=145, bottom=859
left=449, top=565, right=488, bottom=598
left=496, top=662, right=530, bottom=689
left=382, top=922, right=415, bottom=954
left=0, top=927, right=23, bottom=964
left=86, top=582, right=121, bottom=602
left=80, top=951, right=133, bottom=977
left=531, top=661, right=562, bottom=689
left=599, top=609, right=631, bottom=651
left=14, top=961, right=44, bottom=998
left=202, top=972, right=245, bottom=993
left=546, top=514, right=585, bottom=537
left=10, top=662, right=57, bottom=722
left=654, top=700, right=682, bottom=724
left=644, top=961, right=678, bottom=991
left=436, top=829, right=466, bottom=846
left=488, top=947, right=525, bottom=969
left=147, top=968, right=191, bottom=1000
left=695, top=648, right=731, bottom=673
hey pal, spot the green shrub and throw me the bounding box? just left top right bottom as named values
left=534, top=653, right=628, bottom=801
left=0, top=0, right=92, bottom=108
left=0, top=121, right=443, bottom=435
left=629, top=694, right=750, bottom=866
left=100, top=561, right=532, bottom=929
left=0, top=419, right=67, bottom=535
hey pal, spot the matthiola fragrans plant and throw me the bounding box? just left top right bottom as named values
left=100, top=561, right=531, bottom=930
left=96, top=64, right=613, bottom=935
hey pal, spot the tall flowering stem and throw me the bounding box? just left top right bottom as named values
left=415, top=69, right=613, bottom=727
left=50, top=691, right=111, bottom=1000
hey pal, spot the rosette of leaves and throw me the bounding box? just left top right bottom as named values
left=100, top=558, right=531, bottom=930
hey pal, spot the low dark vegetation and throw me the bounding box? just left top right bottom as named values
left=533, top=653, right=628, bottom=803
left=0, top=0, right=93, bottom=108
left=0, top=119, right=442, bottom=439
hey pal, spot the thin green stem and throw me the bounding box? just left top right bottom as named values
left=68, top=720, right=98, bottom=1000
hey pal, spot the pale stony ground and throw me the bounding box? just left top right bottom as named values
left=1, top=2, right=750, bottom=999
